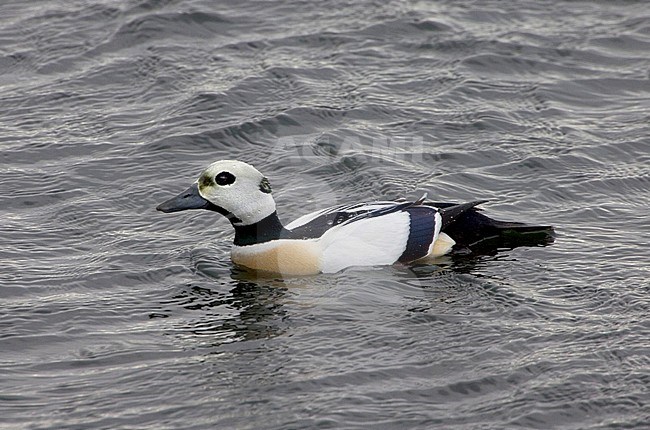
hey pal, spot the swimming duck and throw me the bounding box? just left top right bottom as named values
left=157, top=160, right=553, bottom=275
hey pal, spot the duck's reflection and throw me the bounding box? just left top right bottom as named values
left=158, top=273, right=290, bottom=345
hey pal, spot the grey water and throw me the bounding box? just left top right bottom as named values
left=1, top=0, right=649, bottom=429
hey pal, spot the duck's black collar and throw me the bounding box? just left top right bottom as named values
left=233, top=211, right=290, bottom=246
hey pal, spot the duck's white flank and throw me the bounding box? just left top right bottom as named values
left=319, top=211, right=411, bottom=273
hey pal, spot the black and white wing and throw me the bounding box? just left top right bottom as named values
left=284, top=201, right=397, bottom=239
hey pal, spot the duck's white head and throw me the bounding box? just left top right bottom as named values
left=156, top=160, right=276, bottom=226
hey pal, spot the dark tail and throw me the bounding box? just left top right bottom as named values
left=429, top=201, right=555, bottom=254
left=438, top=200, right=488, bottom=230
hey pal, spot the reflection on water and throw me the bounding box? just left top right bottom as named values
left=159, top=245, right=548, bottom=351
left=155, top=278, right=290, bottom=345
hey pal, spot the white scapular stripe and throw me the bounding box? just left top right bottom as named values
left=285, top=202, right=397, bottom=230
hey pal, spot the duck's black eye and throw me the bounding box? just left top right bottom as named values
left=215, top=171, right=236, bottom=186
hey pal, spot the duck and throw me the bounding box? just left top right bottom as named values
left=156, top=160, right=554, bottom=276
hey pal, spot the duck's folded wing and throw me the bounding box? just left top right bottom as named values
left=285, top=201, right=397, bottom=239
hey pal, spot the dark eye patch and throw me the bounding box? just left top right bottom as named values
left=215, top=171, right=236, bottom=186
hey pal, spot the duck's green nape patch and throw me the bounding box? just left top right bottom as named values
left=259, top=177, right=272, bottom=194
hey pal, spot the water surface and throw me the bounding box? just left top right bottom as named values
left=1, top=0, right=649, bottom=428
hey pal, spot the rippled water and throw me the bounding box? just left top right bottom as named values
left=1, top=0, right=649, bottom=428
